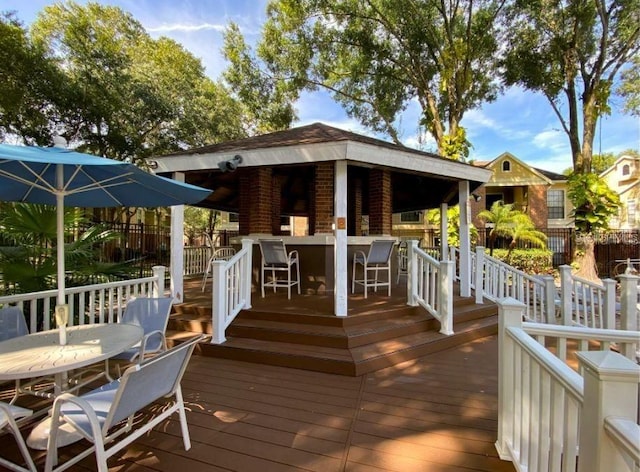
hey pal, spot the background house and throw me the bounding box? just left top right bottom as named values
left=600, top=154, right=640, bottom=229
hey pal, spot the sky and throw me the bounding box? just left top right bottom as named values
left=3, top=0, right=639, bottom=174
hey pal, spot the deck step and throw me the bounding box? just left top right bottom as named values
left=167, top=297, right=498, bottom=376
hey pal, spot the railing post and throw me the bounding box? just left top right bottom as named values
left=241, top=239, right=253, bottom=309
left=151, top=265, right=166, bottom=297
left=439, top=260, right=454, bottom=335
left=543, top=275, right=557, bottom=324
left=559, top=265, right=573, bottom=326
left=475, top=246, right=485, bottom=304
left=602, top=278, right=617, bottom=330
left=407, top=240, right=418, bottom=307
left=576, top=351, right=640, bottom=472
left=210, top=260, right=227, bottom=344
left=495, top=297, right=525, bottom=461
left=619, top=275, right=639, bottom=359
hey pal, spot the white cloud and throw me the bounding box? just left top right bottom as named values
left=146, top=22, right=226, bottom=33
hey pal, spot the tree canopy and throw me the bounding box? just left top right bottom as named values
left=1, top=2, right=297, bottom=165
left=225, top=0, right=506, bottom=160
left=501, top=0, right=640, bottom=174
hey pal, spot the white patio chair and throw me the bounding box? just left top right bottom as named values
left=44, top=334, right=204, bottom=472
left=0, top=306, right=29, bottom=342
left=201, top=246, right=236, bottom=291
left=352, top=240, right=395, bottom=298
left=105, top=297, right=173, bottom=378
left=0, top=402, right=36, bottom=472
left=259, top=239, right=301, bottom=299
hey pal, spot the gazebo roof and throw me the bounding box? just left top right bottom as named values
left=150, top=122, right=492, bottom=212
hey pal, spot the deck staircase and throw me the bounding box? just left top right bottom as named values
left=167, top=294, right=498, bottom=376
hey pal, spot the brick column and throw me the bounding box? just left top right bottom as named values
left=271, top=174, right=282, bottom=235
left=349, top=177, right=363, bottom=236
left=239, top=168, right=272, bottom=234
left=369, top=169, right=392, bottom=235
left=313, top=162, right=334, bottom=234
left=528, top=185, right=548, bottom=228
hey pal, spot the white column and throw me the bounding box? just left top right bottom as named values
left=458, top=181, right=471, bottom=297
left=170, top=172, right=185, bottom=303
left=334, top=160, right=348, bottom=316
left=440, top=203, right=448, bottom=260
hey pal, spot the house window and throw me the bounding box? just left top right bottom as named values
left=400, top=211, right=421, bottom=222
left=502, top=160, right=511, bottom=172
left=627, top=198, right=636, bottom=224
left=228, top=212, right=239, bottom=223
left=622, top=164, right=630, bottom=176
left=547, top=190, right=565, bottom=219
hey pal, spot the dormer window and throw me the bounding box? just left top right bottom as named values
left=502, top=160, right=511, bottom=172
left=622, top=164, right=630, bottom=176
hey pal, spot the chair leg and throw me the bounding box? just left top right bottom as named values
left=296, top=262, right=301, bottom=295
left=261, top=267, right=265, bottom=298
left=287, top=267, right=291, bottom=300
left=351, top=260, right=356, bottom=294
left=364, top=266, right=368, bottom=299
left=387, top=265, right=391, bottom=296
left=3, top=414, right=36, bottom=472
left=176, top=388, right=192, bottom=451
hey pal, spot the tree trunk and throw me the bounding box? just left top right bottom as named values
left=574, top=233, right=600, bottom=282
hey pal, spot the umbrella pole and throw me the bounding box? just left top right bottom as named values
left=55, top=165, right=68, bottom=345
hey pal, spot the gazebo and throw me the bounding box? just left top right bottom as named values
left=150, top=123, right=491, bottom=315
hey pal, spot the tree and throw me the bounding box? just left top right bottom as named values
left=0, top=203, right=129, bottom=295
left=0, top=13, right=63, bottom=145
left=476, top=201, right=546, bottom=256
left=505, top=215, right=547, bottom=262
left=618, top=53, right=640, bottom=116
left=501, top=0, right=640, bottom=174
left=426, top=205, right=478, bottom=247
left=223, top=23, right=297, bottom=134
left=226, top=0, right=506, bottom=159
left=27, top=2, right=247, bottom=164
left=567, top=173, right=620, bottom=280
left=183, top=207, right=219, bottom=245
left=591, top=152, right=617, bottom=174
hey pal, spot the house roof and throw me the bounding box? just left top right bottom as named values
left=474, top=153, right=567, bottom=184
left=150, top=123, right=492, bottom=212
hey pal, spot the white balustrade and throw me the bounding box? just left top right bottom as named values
left=495, top=298, right=640, bottom=472
left=0, top=266, right=166, bottom=333
left=407, top=240, right=453, bottom=335
left=209, top=239, right=253, bottom=344
left=183, top=245, right=210, bottom=276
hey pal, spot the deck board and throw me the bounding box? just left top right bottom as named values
left=0, top=334, right=515, bottom=472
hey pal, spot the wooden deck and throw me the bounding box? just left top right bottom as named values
left=1, top=334, right=515, bottom=472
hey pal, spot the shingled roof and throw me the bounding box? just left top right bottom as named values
left=165, top=122, right=443, bottom=160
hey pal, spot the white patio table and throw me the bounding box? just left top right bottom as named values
left=0, top=323, right=143, bottom=450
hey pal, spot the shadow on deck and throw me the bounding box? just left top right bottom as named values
left=169, top=277, right=498, bottom=376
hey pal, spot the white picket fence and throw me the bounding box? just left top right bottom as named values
left=0, top=266, right=166, bottom=333
left=495, top=298, right=640, bottom=472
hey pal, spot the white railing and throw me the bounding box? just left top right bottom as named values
left=0, top=266, right=166, bottom=333
left=496, top=298, right=640, bottom=472
left=474, top=247, right=556, bottom=323
left=184, top=245, right=209, bottom=276
left=407, top=240, right=454, bottom=335
left=209, top=239, right=253, bottom=344
left=471, top=247, right=639, bottom=330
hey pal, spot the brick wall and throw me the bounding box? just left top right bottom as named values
left=528, top=184, right=548, bottom=227
left=239, top=168, right=272, bottom=234
left=350, top=177, right=363, bottom=236
left=369, top=169, right=392, bottom=235
left=470, top=186, right=487, bottom=228
left=313, top=162, right=334, bottom=234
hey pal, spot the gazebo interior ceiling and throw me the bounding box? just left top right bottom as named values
left=185, top=164, right=466, bottom=215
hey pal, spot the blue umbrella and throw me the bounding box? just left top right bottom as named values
left=0, top=143, right=211, bottom=344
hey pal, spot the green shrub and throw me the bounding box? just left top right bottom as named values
left=490, top=248, right=553, bottom=274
